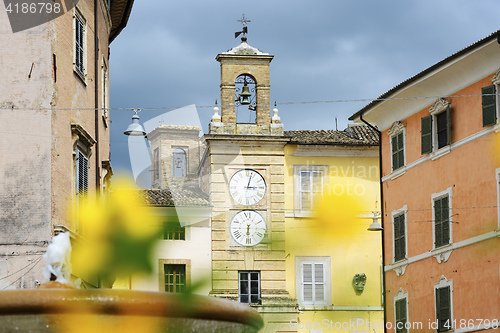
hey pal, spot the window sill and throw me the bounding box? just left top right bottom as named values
left=285, top=211, right=314, bottom=218
left=431, top=145, right=451, bottom=160
left=431, top=244, right=453, bottom=263
left=74, top=68, right=87, bottom=85
left=389, top=166, right=406, bottom=180
left=298, top=305, right=384, bottom=311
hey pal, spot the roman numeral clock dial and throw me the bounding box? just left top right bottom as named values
left=230, top=210, right=267, bottom=246
left=229, top=169, right=266, bottom=206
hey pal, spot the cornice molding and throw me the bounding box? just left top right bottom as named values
left=429, top=98, right=450, bottom=115
left=387, top=121, right=406, bottom=136
left=492, top=68, right=500, bottom=85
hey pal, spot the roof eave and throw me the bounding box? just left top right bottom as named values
left=109, top=0, right=135, bottom=43
left=349, top=30, right=500, bottom=123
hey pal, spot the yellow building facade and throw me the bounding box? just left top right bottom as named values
left=283, top=127, right=384, bottom=332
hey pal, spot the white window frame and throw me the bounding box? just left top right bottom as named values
left=431, top=187, right=453, bottom=250
left=393, top=289, right=409, bottom=333
left=73, top=8, right=86, bottom=80
left=293, top=165, right=328, bottom=213
left=388, top=121, right=406, bottom=172
left=295, top=256, right=331, bottom=308
left=392, top=205, right=408, bottom=263
left=434, top=276, right=453, bottom=332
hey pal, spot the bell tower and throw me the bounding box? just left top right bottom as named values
left=210, top=20, right=283, bottom=136
left=205, top=17, right=297, bottom=333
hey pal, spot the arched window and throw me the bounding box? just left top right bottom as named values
left=173, top=149, right=186, bottom=177
left=235, top=74, right=256, bottom=123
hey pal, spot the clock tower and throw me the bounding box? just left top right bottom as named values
left=205, top=25, right=298, bottom=332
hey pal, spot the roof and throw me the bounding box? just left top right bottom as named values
left=221, top=37, right=269, bottom=56
left=349, top=30, right=500, bottom=121
left=136, top=183, right=210, bottom=207
left=109, top=0, right=135, bottom=43
left=285, top=125, right=379, bottom=146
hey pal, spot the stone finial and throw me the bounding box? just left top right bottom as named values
left=211, top=100, right=221, bottom=122
left=271, top=102, right=281, bottom=124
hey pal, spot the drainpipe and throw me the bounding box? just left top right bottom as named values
left=94, top=0, right=100, bottom=198
left=359, top=113, right=386, bottom=333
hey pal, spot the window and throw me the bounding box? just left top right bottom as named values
left=434, top=195, right=450, bottom=248
left=295, top=256, right=331, bottom=307
left=422, top=99, right=451, bottom=155
left=391, top=132, right=404, bottom=171
left=482, top=85, right=497, bottom=127
left=393, top=209, right=406, bottom=262
left=435, top=277, right=453, bottom=332
left=395, top=297, right=408, bottom=333
left=74, top=10, right=85, bottom=76
left=102, top=61, right=108, bottom=123
left=163, top=218, right=185, bottom=240
left=76, top=149, right=89, bottom=206
left=173, top=148, right=186, bottom=177
left=302, top=262, right=325, bottom=304
left=293, top=166, right=327, bottom=213
left=163, top=264, right=186, bottom=293
left=300, top=170, right=323, bottom=210
left=153, top=147, right=160, bottom=183
left=239, top=271, right=260, bottom=304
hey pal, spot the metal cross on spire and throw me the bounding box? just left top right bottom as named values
left=235, top=14, right=250, bottom=39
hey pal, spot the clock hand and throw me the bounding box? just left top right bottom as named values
left=246, top=224, right=250, bottom=235
left=246, top=174, right=252, bottom=190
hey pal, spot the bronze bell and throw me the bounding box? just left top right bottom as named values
left=240, top=83, right=251, bottom=105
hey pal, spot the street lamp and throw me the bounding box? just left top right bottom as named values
left=124, top=109, right=146, bottom=136
left=368, top=209, right=386, bottom=333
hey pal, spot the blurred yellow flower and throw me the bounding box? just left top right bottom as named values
left=72, top=176, right=160, bottom=283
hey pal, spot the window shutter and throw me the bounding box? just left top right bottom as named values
left=76, top=150, right=88, bottom=198
left=395, top=298, right=407, bottom=333
left=434, top=198, right=442, bottom=247
left=392, top=135, right=398, bottom=169
left=446, top=106, right=451, bottom=146
left=394, top=214, right=406, bottom=261
left=302, top=263, right=313, bottom=303
left=314, top=263, right=325, bottom=303
left=441, top=196, right=450, bottom=245
left=482, top=85, right=497, bottom=127
left=421, top=115, right=432, bottom=154
left=397, top=132, right=404, bottom=168
left=436, top=286, right=451, bottom=332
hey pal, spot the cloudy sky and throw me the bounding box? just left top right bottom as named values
left=109, top=0, right=500, bottom=176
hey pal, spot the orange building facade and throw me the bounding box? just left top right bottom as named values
left=350, top=32, right=500, bottom=333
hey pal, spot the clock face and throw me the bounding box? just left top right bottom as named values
left=230, top=210, right=267, bottom=246
left=229, top=169, right=266, bottom=206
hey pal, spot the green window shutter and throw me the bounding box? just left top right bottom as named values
left=434, top=196, right=450, bottom=248
left=394, top=214, right=406, bottom=261
left=436, top=286, right=451, bottom=332
left=482, top=85, right=497, bottom=127
left=392, top=132, right=405, bottom=170
left=395, top=298, right=407, bottom=333
left=421, top=115, right=432, bottom=154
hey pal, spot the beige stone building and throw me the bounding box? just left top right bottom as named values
left=0, top=0, right=134, bottom=289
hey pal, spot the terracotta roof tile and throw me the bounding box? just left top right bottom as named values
left=285, top=125, right=379, bottom=146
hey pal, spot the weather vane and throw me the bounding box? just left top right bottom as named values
left=235, top=14, right=250, bottom=39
